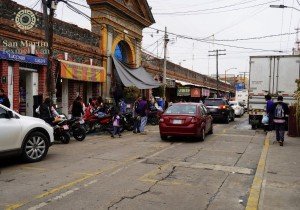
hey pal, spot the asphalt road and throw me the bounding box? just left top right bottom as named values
left=0, top=115, right=266, bottom=210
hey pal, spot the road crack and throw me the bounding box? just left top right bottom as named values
left=183, top=148, right=202, bottom=162
left=107, top=166, right=177, bottom=210
left=205, top=173, right=230, bottom=210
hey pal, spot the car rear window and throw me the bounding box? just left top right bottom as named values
left=204, top=99, right=225, bottom=106
left=165, top=104, right=197, bottom=115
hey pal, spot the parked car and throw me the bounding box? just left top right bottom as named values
left=0, top=104, right=54, bottom=162
left=159, top=103, right=213, bottom=141
left=204, top=98, right=235, bottom=123
left=229, top=101, right=245, bottom=117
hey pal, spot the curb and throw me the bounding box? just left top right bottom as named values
left=245, top=132, right=270, bottom=210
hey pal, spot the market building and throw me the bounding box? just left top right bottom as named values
left=87, top=0, right=159, bottom=102
left=142, top=52, right=235, bottom=102
left=0, top=0, right=105, bottom=116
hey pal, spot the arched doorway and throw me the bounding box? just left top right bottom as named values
left=114, top=40, right=134, bottom=65
left=112, top=40, right=135, bottom=103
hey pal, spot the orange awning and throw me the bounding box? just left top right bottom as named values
left=59, top=60, right=106, bottom=83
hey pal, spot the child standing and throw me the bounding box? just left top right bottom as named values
left=111, top=111, right=121, bottom=138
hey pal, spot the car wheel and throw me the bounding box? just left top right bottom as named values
left=224, top=115, right=230, bottom=124
left=208, top=123, right=213, bottom=135
left=231, top=113, right=235, bottom=121
left=22, top=132, right=49, bottom=163
left=199, top=129, right=205, bottom=141
left=160, top=135, right=168, bottom=141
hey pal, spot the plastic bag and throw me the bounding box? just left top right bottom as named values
left=262, top=114, right=269, bottom=125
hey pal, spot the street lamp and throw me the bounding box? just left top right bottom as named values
left=224, top=67, right=237, bottom=84
left=270, top=4, right=300, bottom=12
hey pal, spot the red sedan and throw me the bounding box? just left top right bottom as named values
left=159, top=103, right=213, bottom=141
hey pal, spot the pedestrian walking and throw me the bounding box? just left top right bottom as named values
left=137, top=96, right=148, bottom=135
left=264, top=94, right=274, bottom=131
left=270, top=96, right=289, bottom=146
left=133, top=97, right=141, bottom=134
left=0, top=88, right=10, bottom=108
left=111, top=111, right=121, bottom=138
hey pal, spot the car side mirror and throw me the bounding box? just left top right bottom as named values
left=6, top=110, right=14, bottom=119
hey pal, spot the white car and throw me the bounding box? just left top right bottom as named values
left=229, top=101, right=245, bottom=117
left=0, top=104, right=54, bottom=162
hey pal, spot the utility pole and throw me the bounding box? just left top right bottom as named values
left=42, top=0, right=59, bottom=104
left=163, top=26, right=169, bottom=102
left=239, top=71, right=249, bottom=89
left=209, top=49, right=226, bottom=97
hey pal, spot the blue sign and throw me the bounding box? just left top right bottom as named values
left=235, top=83, right=245, bottom=91
left=0, top=51, right=47, bottom=65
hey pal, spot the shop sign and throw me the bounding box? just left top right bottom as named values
left=0, top=51, right=47, bottom=65
left=60, top=60, right=106, bottom=83
left=202, top=88, right=210, bottom=97
left=191, top=88, right=201, bottom=97
left=166, top=79, right=176, bottom=88
left=177, top=87, right=190, bottom=96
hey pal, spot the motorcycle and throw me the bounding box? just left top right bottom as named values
left=53, top=118, right=70, bottom=144
left=120, top=112, right=134, bottom=131
left=83, top=106, right=114, bottom=134
left=147, top=107, right=163, bottom=125
left=67, top=118, right=86, bottom=141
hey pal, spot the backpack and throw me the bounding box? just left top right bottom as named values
left=274, top=103, right=285, bottom=119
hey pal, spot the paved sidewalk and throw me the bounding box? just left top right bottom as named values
left=259, top=132, right=300, bottom=210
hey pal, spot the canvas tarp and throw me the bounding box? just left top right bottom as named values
left=112, top=56, right=160, bottom=89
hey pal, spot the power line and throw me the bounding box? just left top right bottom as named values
left=154, top=0, right=280, bottom=16
left=211, top=32, right=297, bottom=41
left=154, top=0, right=260, bottom=14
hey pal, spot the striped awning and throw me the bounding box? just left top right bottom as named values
left=59, top=60, right=106, bottom=83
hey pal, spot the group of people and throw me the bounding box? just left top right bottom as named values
left=265, top=95, right=290, bottom=146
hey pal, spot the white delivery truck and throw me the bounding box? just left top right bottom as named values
left=235, top=89, right=248, bottom=110
left=248, top=55, right=300, bottom=129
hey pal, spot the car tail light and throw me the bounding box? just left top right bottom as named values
left=219, top=105, right=227, bottom=109
left=159, top=118, right=164, bottom=123
left=191, top=117, right=198, bottom=123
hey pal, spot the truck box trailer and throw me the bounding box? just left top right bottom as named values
left=248, top=55, right=300, bottom=128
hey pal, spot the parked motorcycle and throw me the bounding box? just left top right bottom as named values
left=67, top=118, right=86, bottom=141
left=53, top=118, right=70, bottom=144
left=147, top=107, right=163, bottom=125
left=120, top=112, right=134, bottom=131
left=83, top=107, right=114, bottom=134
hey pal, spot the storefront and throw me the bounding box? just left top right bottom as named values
left=0, top=51, right=47, bottom=115
left=177, top=86, right=191, bottom=102
left=58, top=60, right=105, bottom=115
left=190, top=87, right=201, bottom=102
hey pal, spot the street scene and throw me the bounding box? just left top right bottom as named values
left=1, top=0, right=300, bottom=210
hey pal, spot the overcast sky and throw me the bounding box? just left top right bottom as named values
left=14, top=0, right=300, bottom=76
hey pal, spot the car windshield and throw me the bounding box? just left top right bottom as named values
left=165, top=104, right=197, bottom=115
left=204, top=100, right=225, bottom=106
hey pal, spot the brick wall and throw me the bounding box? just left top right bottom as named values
left=68, top=80, right=85, bottom=109
left=0, top=60, right=8, bottom=93
left=38, top=66, right=48, bottom=98
left=12, top=62, right=19, bottom=111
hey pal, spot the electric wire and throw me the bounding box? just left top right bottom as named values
left=153, top=0, right=280, bottom=16
left=154, top=0, right=260, bottom=14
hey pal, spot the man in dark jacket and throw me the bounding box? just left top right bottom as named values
left=0, top=88, right=10, bottom=108
left=39, top=98, right=55, bottom=125
left=72, top=96, right=84, bottom=118
left=270, top=96, right=289, bottom=146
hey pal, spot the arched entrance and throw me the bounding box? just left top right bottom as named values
left=112, top=40, right=135, bottom=103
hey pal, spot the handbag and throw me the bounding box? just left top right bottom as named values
left=262, top=114, right=269, bottom=125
